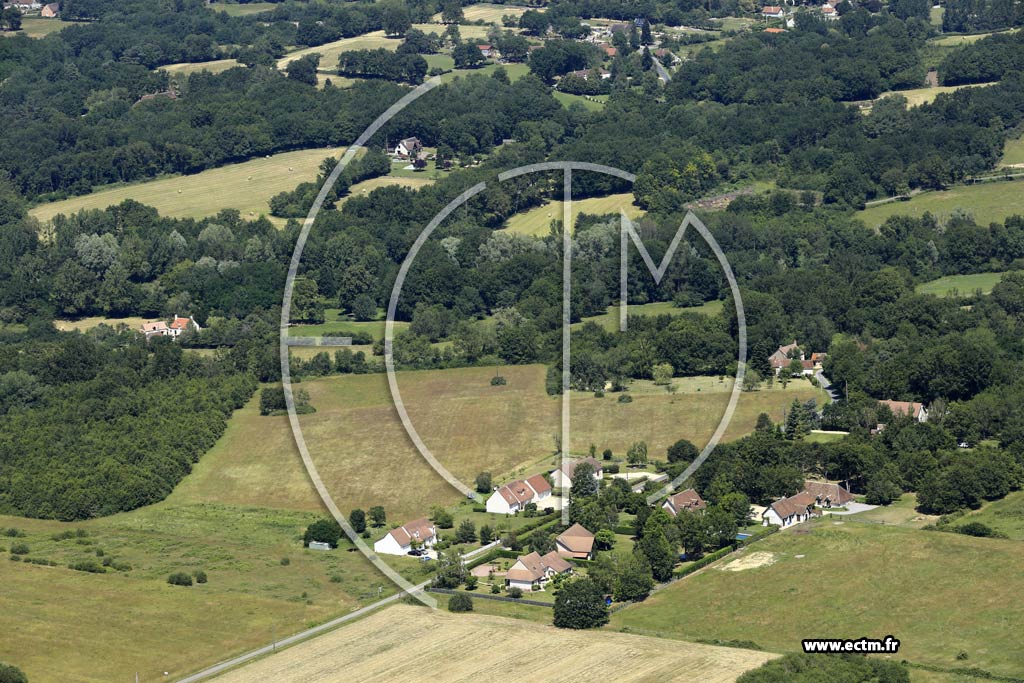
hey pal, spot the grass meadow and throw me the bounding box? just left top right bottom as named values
left=209, top=604, right=776, bottom=683
left=878, top=82, right=996, bottom=108
left=160, top=58, right=243, bottom=78
left=1, top=17, right=81, bottom=38
left=503, top=192, right=642, bottom=236
left=609, top=520, right=1024, bottom=676
left=277, top=32, right=402, bottom=69
left=957, top=490, right=1024, bottom=539
left=855, top=177, right=1024, bottom=228
left=573, top=300, right=725, bottom=331
left=914, top=271, right=1007, bottom=297
left=1002, top=133, right=1024, bottom=166
left=213, top=1, right=278, bottom=16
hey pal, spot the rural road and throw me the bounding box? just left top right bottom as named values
left=652, top=53, right=673, bottom=83
left=816, top=370, right=841, bottom=403
left=176, top=580, right=431, bottom=683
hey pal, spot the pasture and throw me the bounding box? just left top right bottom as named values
left=554, top=91, right=608, bottom=111
left=503, top=192, right=642, bottom=236
left=855, top=177, right=1024, bottom=228
left=609, top=521, right=1024, bottom=676
left=289, top=307, right=410, bottom=341
left=957, top=489, right=1024, bottom=539
left=0, top=502, right=430, bottom=683
left=414, top=23, right=496, bottom=40
left=1002, top=133, right=1024, bottom=166
left=879, top=81, right=996, bottom=108
left=914, top=271, right=1007, bottom=297
left=54, top=315, right=152, bottom=333
left=160, top=58, right=243, bottom=78
left=440, top=3, right=533, bottom=23
left=213, top=1, right=277, bottom=16
left=2, top=17, right=80, bottom=38
left=188, top=364, right=824, bottom=520
left=209, top=605, right=776, bottom=683
left=277, top=32, right=401, bottom=70
left=573, top=300, right=725, bottom=332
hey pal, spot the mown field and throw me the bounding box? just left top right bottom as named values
left=213, top=1, right=277, bottom=16
left=277, top=31, right=402, bottom=69
left=160, top=58, right=243, bottom=77
left=434, top=2, right=533, bottom=23
left=504, top=192, right=642, bottom=236
left=210, top=604, right=777, bottom=683
left=915, top=271, right=1007, bottom=297
left=185, top=365, right=824, bottom=521
left=2, top=17, right=81, bottom=38
left=609, top=520, right=1024, bottom=676
left=1002, top=133, right=1024, bottom=166
left=855, top=177, right=1024, bottom=228
left=574, top=300, right=725, bottom=331
left=0, top=501, right=431, bottom=683
left=958, top=489, right=1024, bottom=539
left=554, top=91, right=608, bottom=111
left=879, top=82, right=996, bottom=108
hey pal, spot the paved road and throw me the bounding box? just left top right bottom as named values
left=176, top=580, right=431, bottom=683
left=816, top=370, right=841, bottom=403
left=652, top=54, right=672, bottom=83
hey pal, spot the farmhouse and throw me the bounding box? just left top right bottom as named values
left=555, top=523, right=596, bottom=560
left=394, top=137, right=422, bottom=158
left=505, top=550, right=572, bottom=592
left=485, top=474, right=552, bottom=515
left=802, top=480, right=854, bottom=508
left=40, top=2, right=58, bottom=16
left=373, top=518, right=437, bottom=556
left=821, top=4, right=839, bottom=19
left=476, top=44, right=494, bottom=58
left=762, top=5, right=785, bottom=18
left=764, top=27, right=787, bottom=33
left=550, top=457, right=603, bottom=489
left=768, top=341, right=825, bottom=375
left=762, top=491, right=818, bottom=528
left=141, top=315, right=200, bottom=340
left=878, top=399, right=928, bottom=422
left=662, top=488, right=707, bottom=516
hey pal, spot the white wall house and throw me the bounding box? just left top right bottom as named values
left=761, top=492, right=817, bottom=528
left=485, top=474, right=551, bottom=515
left=505, top=550, right=572, bottom=592
left=395, top=137, right=422, bottom=158
left=373, top=518, right=437, bottom=556
left=661, top=488, right=707, bottom=517
left=549, top=457, right=603, bottom=490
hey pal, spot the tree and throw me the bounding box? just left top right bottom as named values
left=518, top=9, right=548, bottom=35
left=742, top=369, right=762, bottom=392
left=453, top=42, right=485, bottom=69
left=448, top=591, right=473, bottom=612
left=286, top=54, right=321, bottom=86
left=636, top=515, right=675, bottom=581
left=640, top=19, right=653, bottom=45
left=1, top=7, right=22, bottom=32
left=382, top=1, right=412, bottom=37
left=440, top=0, right=463, bottom=24
left=304, top=518, right=343, bottom=548
left=0, top=663, right=27, bottom=683
left=553, top=577, right=609, bottom=629
left=784, top=399, right=811, bottom=440
left=676, top=510, right=706, bottom=558
left=350, top=294, right=377, bottom=321
left=594, top=528, right=616, bottom=551
left=454, top=519, right=477, bottom=543
left=350, top=508, right=367, bottom=534
left=432, top=506, right=454, bottom=529
left=719, top=492, right=751, bottom=526
left=369, top=506, right=386, bottom=527
left=667, top=438, right=698, bottom=464
left=432, top=550, right=467, bottom=588
left=479, top=524, right=493, bottom=544
left=570, top=462, right=599, bottom=498
left=613, top=554, right=654, bottom=602
left=626, top=441, right=648, bottom=466
left=703, top=505, right=739, bottom=550
left=652, top=362, right=674, bottom=385
left=475, top=471, right=492, bottom=494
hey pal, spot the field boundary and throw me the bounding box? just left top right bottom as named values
left=426, top=587, right=553, bottom=608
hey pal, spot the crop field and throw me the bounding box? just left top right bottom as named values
left=278, top=32, right=402, bottom=70
left=957, top=490, right=1024, bottom=539
left=2, top=17, right=81, bottom=38
left=504, top=192, right=642, bottom=236
left=855, top=177, right=1024, bottom=228
left=160, top=58, right=243, bottom=77
left=0, top=501, right=430, bottom=683
left=574, top=300, right=725, bottom=331
left=414, top=23, right=498, bottom=40
left=1002, top=133, right=1024, bottom=166
left=28, top=147, right=344, bottom=225
left=438, top=3, right=533, bottom=23
left=187, top=364, right=824, bottom=520
left=915, top=271, right=1007, bottom=297
left=609, top=521, right=1024, bottom=676
left=210, top=604, right=776, bottom=683
left=878, top=82, right=996, bottom=108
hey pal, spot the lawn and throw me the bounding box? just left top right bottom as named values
left=289, top=307, right=410, bottom=341
left=503, top=192, right=642, bottom=236
left=553, top=91, right=608, bottom=111
left=436, top=61, right=531, bottom=84
left=28, top=147, right=344, bottom=225
left=0, top=502, right=432, bottom=683
left=877, top=82, right=996, bottom=108
left=1002, top=133, right=1024, bottom=166
left=277, top=32, right=402, bottom=70
left=213, top=1, right=277, bottom=16
left=957, top=489, right=1024, bottom=539
left=804, top=430, right=848, bottom=444
left=160, top=58, right=243, bottom=78
left=208, top=604, right=776, bottom=683
left=855, top=177, right=1024, bottom=228
left=610, top=520, right=1024, bottom=676
left=914, top=271, right=1007, bottom=297
left=573, top=300, right=724, bottom=332
left=179, top=364, right=823, bottom=521
left=929, top=6, right=944, bottom=27
left=854, top=493, right=940, bottom=528
left=1, top=17, right=81, bottom=38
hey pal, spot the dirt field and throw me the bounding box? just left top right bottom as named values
left=210, top=605, right=776, bottom=683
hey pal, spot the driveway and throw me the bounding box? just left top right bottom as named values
left=821, top=502, right=877, bottom=515
left=816, top=370, right=841, bottom=403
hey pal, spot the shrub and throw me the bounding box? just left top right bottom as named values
left=280, top=557, right=290, bottom=566
left=448, top=592, right=474, bottom=612
left=330, top=574, right=342, bottom=583
left=490, top=375, right=506, bottom=386
left=69, top=560, right=105, bottom=573
left=604, top=464, right=620, bottom=474
left=303, top=518, right=342, bottom=548
left=194, top=570, right=208, bottom=584
left=956, top=522, right=998, bottom=537
left=9, top=543, right=29, bottom=556
left=168, top=572, right=193, bottom=586
left=111, top=561, right=132, bottom=571
left=0, top=662, right=28, bottom=683
left=617, top=393, right=633, bottom=404
left=602, top=448, right=613, bottom=460
left=491, top=583, right=500, bottom=594
left=508, top=586, right=524, bottom=599
left=2, top=528, right=25, bottom=538
left=464, top=575, right=478, bottom=590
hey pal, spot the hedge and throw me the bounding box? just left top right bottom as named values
left=672, top=545, right=735, bottom=579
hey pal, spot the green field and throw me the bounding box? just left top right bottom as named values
left=855, top=493, right=940, bottom=528
left=504, top=192, right=642, bottom=236
left=610, top=520, right=1024, bottom=676
left=930, top=5, right=944, bottom=27
left=213, top=1, right=277, bottom=16
left=878, top=82, right=996, bottom=108
left=930, top=28, right=1019, bottom=47
left=290, top=308, right=409, bottom=341
left=855, top=178, right=1024, bottom=228
left=915, top=271, right=1007, bottom=297
left=278, top=32, right=402, bottom=70
left=573, top=300, right=725, bottom=331
left=433, top=3, right=533, bottom=23
left=1, top=17, right=81, bottom=38
left=437, top=61, right=530, bottom=84
left=957, top=490, right=1024, bottom=539
left=554, top=91, right=608, bottom=111
left=160, top=58, right=243, bottom=78
left=1002, top=133, right=1024, bottom=166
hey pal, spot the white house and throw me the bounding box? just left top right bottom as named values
left=505, top=550, right=572, bottom=592
left=761, top=491, right=818, bottom=528
left=662, top=488, right=707, bottom=517
left=802, top=480, right=854, bottom=508
left=140, top=314, right=200, bottom=340
left=372, top=518, right=437, bottom=556
left=394, top=137, right=422, bottom=158
left=761, top=5, right=785, bottom=18
left=485, top=474, right=552, bottom=515
left=555, top=523, right=596, bottom=560
left=878, top=399, right=928, bottom=423
left=549, top=457, right=603, bottom=490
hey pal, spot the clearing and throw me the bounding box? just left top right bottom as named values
left=574, top=300, right=725, bottom=332
left=878, top=81, right=996, bottom=108
left=160, top=58, right=243, bottom=78
left=915, top=271, right=1007, bottom=297
left=209, top=604, right=776, bottom=683
left=278, top=32, right=401, bottom=70
left=855, top=177, right=1024, bottom=228
left=1002, top=133, right=1024, bottom=167
left=213, top=1, right=277, bottom=16
left=554, top=91, right=608, bottom=111
left=1, top=17, right=81, bottom=38
left=610, top=520, right=1024, bottom=676
left=503, top=192, right=642, bottom=236
left=187, top=365, right=825, bottom=519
